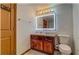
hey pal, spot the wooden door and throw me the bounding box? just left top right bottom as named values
left=0, top=4, right=16, bottom=55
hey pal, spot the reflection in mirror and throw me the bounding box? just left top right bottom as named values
left=36, top=12, right=56, bottom=31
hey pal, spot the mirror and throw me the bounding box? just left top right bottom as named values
left=35, top=12, right=56, bottom=31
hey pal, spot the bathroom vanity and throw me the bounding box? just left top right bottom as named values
left=30, top=34, right=55, bottom=54
left=30, top=8, right=56, bottom=54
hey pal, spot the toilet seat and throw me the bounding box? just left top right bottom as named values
left=59, top=44, right=71, bottom=54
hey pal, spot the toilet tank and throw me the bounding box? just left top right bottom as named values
left=59, top=35, right=70, bottom=45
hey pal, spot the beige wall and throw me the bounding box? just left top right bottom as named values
left=73, top=4, right=79, bottom=54
left=16, top=4, right=73, bottom=54
left=55, top=4, right=73, bottom=35
left=55, top=4, right=73, bottom=51
left=16, top=4, right=35, bottom=54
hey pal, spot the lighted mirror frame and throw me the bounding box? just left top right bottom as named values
left=35, top=12, right=56, bottom=31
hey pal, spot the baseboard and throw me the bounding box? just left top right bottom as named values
left=21, top=49, right=31, bottom=55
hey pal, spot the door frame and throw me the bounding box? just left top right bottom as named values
left=14, top=4, right=16, bottom=54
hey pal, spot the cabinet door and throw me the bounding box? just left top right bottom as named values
left=44, top=41, right=53, bottom=54
left=37, top=40, right=43, bottom=51
left=31, top=39, right=43, bottom=51
left=31, top=39, right=37, bottom=49
left=31, top=36, right=38, bottom=49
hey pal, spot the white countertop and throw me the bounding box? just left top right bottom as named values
left=31, top=33, right=70, bottom=37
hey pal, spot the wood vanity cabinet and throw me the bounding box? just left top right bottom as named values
left=43, top=37, right=54, bottom=54
left=31, top=38, right=43, bottom=51
left=31, top=36, right=43, bottom=51
left=31, top=35, right=55, bottom=54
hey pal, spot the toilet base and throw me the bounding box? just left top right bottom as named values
left=60, top=52, right=71, bottom=55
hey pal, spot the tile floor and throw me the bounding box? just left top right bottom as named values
left=24, top=49, right=60, bottom=55
left=25, top=49, right=46, bottom=55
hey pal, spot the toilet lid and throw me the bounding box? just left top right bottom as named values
left=59, top=44, right=71, bottom=51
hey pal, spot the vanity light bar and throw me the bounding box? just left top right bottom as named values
left=36, top=7, right=54, bottom=16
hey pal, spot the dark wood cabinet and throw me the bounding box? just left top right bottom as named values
left=31, top=35, right=55, bottom=54
left=31, top=39, right=43, bottom=51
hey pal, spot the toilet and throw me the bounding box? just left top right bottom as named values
left=59, top=44, right=71, bottom=55
left=55, top=35, right=72, bottom=55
